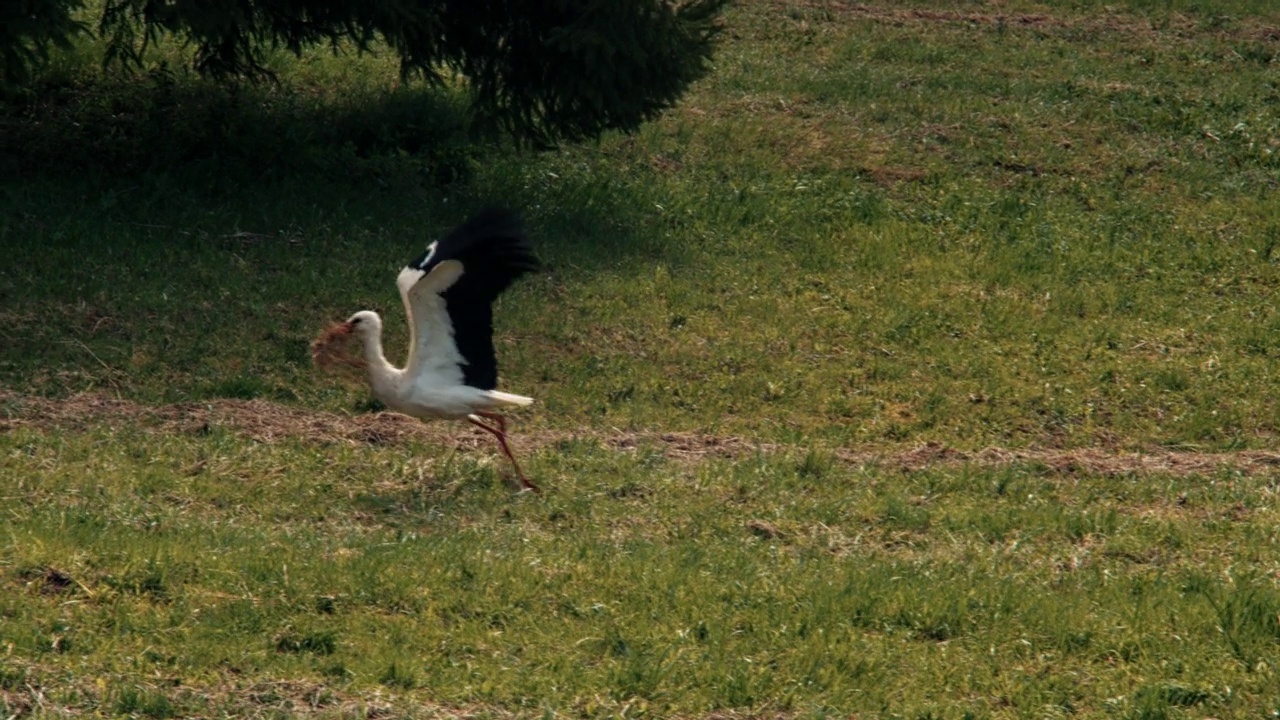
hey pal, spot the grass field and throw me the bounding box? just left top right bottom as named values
left=4, top=0, right=1280, bottom=717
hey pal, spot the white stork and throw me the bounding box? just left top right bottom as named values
left=317, top=209, right=541, bottom=492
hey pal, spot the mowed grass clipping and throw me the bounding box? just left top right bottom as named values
left=4, top=0, right=1280, bottom=717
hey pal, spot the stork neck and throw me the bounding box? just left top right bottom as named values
left=360, top=323, right=398, bottom=377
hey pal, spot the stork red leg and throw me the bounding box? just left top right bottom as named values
left=468, top=414, right=539, bottom=493
left=476, top=410, right=506, bottom=436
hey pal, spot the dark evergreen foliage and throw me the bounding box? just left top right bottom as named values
left=6, top=0, right=726, bottom=145
left=1, top=0, right=87, bottom=87
left=436, top=0, right=727, bottom=144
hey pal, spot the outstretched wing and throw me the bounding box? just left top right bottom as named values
left=398, top=209, right=539, bottom=389
left=396, top=256, right=465, bottom=384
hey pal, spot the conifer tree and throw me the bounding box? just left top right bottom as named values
left=2, top=0, right=87, bottom=86
left=4, top=0, right=726, bottom=145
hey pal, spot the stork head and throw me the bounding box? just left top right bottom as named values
left=343, top=310, right=382, bottom=338
left=312, top=310, right=381, bottom=373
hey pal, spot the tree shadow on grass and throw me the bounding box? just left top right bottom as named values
left=1, top=70, right=479, bottom=189
left=1, top=68, right=668, bottom=266
left=0, top=71, right=673, bottom=401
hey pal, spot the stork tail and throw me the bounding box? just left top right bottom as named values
left=483, top=390, right=534, bottom=407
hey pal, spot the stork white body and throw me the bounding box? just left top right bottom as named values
left=338, top=209, right=540, bottom=491
left=349, top=309, right=532, bottom=420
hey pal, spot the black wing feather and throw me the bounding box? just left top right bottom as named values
left=407, top=208, right=539, bottom=390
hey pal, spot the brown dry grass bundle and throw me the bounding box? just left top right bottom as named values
left=311, top=322, right=367, bottom=382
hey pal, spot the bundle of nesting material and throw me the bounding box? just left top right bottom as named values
left=311, top=322, right=366, bottom=382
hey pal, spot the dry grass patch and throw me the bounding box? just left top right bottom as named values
left=767, top=0, right=1276, bottom=41
left=6, top=390, right=1280, bottom=476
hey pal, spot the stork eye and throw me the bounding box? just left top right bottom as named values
left=351, top=317, right=361, bottom=324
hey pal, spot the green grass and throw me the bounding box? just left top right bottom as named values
left=6, top=1, right=1280, bottom=450
left=4, top=424, right=1280, bottom=717
left=4, top=0, right=1280, bottom=717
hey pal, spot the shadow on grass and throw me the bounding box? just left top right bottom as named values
left=0, top=70, right=670, bottom=401
left=0, top=67, right=667, bottom=262
left=1, top=69, right=477, bottom=188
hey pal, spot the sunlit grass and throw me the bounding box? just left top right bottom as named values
left=4, top=424, right=1280, bottom=717
left=5, top=2, right=1280, bottom=451
left=5, top=0, right=1280, bottom=717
